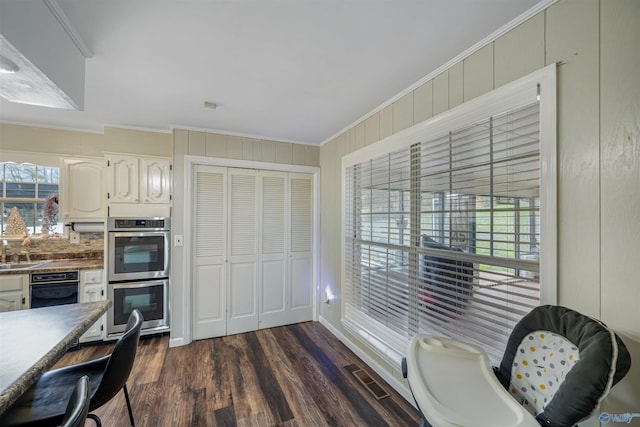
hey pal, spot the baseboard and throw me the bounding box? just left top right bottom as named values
left=318, top=316, right=416, bottom=407
left=168, top=336, right=189, bottom=348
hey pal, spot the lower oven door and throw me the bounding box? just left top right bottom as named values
left=107, top=279, right=169, bottom=336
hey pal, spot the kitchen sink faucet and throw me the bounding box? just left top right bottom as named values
left=1, top=239, right=7, bottom=264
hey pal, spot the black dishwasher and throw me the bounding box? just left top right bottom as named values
left=30, top=271, right=79, bottom=308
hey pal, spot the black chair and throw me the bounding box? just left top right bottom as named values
left=60, top=376, right=90, bottom=427
left=0, top=310, right=143, bottom=427
left=420, top=235, right=473, bottom=315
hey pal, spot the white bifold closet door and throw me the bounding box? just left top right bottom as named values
left=193, top=166, right=313, bottom=340
left=286, top=173, right=314, bottom=324
left=227, top=168, right=259, bottom=335
left=193, top=165, right=227, bottom=339
left=259, top=171, right=288, bottom=329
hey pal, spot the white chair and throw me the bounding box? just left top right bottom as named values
left=404, top=305, right=631, bottom=427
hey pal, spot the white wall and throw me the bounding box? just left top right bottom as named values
left=319, top=0, right=640, bottom=422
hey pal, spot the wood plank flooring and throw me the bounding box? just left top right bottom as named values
left=53, top=322, right=421, bottom=427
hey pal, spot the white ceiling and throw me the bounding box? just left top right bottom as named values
left=0, top=0, right=547, bottom=145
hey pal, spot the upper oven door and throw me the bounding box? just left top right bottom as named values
left=108, top=231, right=169, bottom=282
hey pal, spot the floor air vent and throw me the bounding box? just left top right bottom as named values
left=352, top=369, right=390, bottom=400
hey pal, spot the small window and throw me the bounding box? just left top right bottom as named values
left=1, top=163, right=61, bottom=235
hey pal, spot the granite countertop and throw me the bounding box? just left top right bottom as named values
left=0, top=300, right=112, bottom=414
left=0, top=258, right=104, bottom=275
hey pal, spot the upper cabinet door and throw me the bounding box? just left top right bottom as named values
left=61, top=158, right=106, bottom=221
left=141, top=158, right=172, bottom=204
left=107, top=155, right=139, bottom=203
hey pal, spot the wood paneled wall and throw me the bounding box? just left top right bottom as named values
left=179, top=129, right=319, bottom=167
left=0, top=124, right=172, bottom=158
left=319, top=1, right=640, bottom=423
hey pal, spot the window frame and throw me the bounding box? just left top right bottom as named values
left=0, top=158, right=61, bottom=236
left=341, top=64, right=557, bottom=366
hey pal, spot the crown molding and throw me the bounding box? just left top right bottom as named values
left=43, top=0, right=93, bottom=58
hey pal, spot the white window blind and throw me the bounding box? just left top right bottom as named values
left=344, top=101, right=544, bottom=364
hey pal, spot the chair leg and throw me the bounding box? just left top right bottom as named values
left=123, top=383, right=135, bottom=427
left=87, top=413, right=102, bottom=427
left=420, top=418, right=433, bottom=427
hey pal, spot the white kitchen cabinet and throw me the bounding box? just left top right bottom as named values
left=79, top=269, right=105, bottom=342
left=60, top=158, right=106, bottom=222
left=107, top=154, right=172, bottom=217
left=107, top=155, right=139, bottom=204
left=0, top=274, right=28, bottom=312
left=141, top=157, right=172, bottom=204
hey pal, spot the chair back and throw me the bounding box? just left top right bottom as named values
left=90, top=309, right=143, bottom=409
left=60, top=375, right=91, bottom=427
left=495, top=305, right=631, bottom=427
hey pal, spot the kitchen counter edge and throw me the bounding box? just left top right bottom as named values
left=0, top=259, right=104, bottom=275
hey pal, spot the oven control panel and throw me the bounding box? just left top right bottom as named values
left=108, top=217, right=170, bottom=231
left=31, top=271, right=79, bottom=284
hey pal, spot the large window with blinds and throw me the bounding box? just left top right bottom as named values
left=342, top=66, right=556, bottom=365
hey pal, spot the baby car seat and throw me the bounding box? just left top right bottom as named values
left=494, top=305, right=631, bottom=427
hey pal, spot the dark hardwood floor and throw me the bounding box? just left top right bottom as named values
left=53, top=322, right=421, bottom=427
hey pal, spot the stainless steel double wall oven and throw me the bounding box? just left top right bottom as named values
left=107, top=217, right=170, bottom=337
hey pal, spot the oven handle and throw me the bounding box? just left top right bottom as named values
left=109, top=231, right=169, bottom=238
left=110, top=280, right=167, bottom=290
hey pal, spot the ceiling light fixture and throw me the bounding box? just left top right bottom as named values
left=204, top=101, right=217, bottom=110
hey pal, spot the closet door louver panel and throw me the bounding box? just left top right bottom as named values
left=230, top=172, right=257, bottom=257
left=262, top=175, right=286, bottom=254
left=195, top=170, right=225, bottom=259
left=290, top=177, right=313, bottom=253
